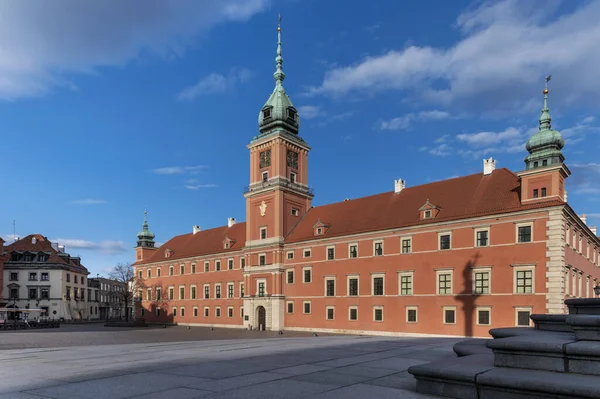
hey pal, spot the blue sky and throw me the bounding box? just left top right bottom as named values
left=2, top=0, right=600, bottom=276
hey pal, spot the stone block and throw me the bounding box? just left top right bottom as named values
left=567, top=314, right=600, bottom=340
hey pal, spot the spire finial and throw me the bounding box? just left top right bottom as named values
left=539, top=75, right=552, bottom=131
left=274, top=13, right=285, bottom=85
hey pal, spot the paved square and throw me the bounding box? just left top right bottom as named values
left=0, top=326, right=460, bottom=398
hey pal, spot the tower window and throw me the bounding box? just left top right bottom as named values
left=542, top=160, right=548, bottom=166
left=260, top=227, right=267, bottom=240
left=263, top=108, right=272, bottom=119
left=288, top=109, right=296, bottom=119
left=290, top=172, right=296, bottom=183
left=291, top=208, right=299, bottom=216
left=262, top=171, right=268, bottom=182
left=533, top=161, right=539, bottom=167
left=533, top=189, right=539, bottom=198
left=541, top=187, right=547, bottom=197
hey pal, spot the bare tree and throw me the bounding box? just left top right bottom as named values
left=148, top=280, right=170, bottom=316
left=108, top=262, right=145, bottom=322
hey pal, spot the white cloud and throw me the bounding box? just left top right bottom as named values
left=429, top=144, right=453, bottom=157
left=52, top=238, right=128, bottom=255
left=152, top=165, right=207, bottom=175
left=0, top=1, right=268, bottom=99
left=456, top=127, right=522, bottom=147
left=297, top=105, right=321, bottom=119
left=314, top=111, right=354, bottom=128
left=380, top=110, right=450, bottom=130
left=71, top=199, right=107, bottom=205
left=178, top=67, right=253, bottom=100
left=308, top=0, right=600, bottom=113
left=185, top=183, right=218, bottom=190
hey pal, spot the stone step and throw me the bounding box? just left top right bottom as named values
left=488, top=332, right=600, bottom=375
left=566, top=298, right=600, bottom=315
left=531, top=314, right=572, bottom=332
left=453, top=338, right=491, bottom=357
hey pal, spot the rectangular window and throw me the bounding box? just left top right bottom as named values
left=10, top=272, right=18, bottom=281
left=348, top=278, right=358, bottom=296
left=326, top=279, right=335, bottom=297
left=287, top=251, right=294, bottom=259
left=173, top=307, right=177, bottom=317
left=258, top=282, right=265, bottom=297
left=147, top=269, right=151, bottom=278
left=240, top=258, right=245, bottom=269
left=204, top=285, right=209, bottom=299
left=516, top=269, right=533, bottom=293
left=191, top=264, right=196, bottom=274
left=228, top=284, right=234, bottom=298
left=138, top=271, right=142, bottom=279
left=407, top=307, right=418, bottom=323
left=438, top=272, right=452, bottom=295
left=240, top=283, right=244, bottom=298
left=349, top=307, right=358, bottom=321
left=157, top=268, right=161, bottom=277
left=41, top=288, right=49, bottom=299
left=303, top=268, right=312, bottom=283
left=216, top=285, right=221, bottom=299
left=400, top=273, right=413, bottom=296
left=349, top=244, right=358, bottom=258
left=228, top=307, right=233, bottom=318
left=74, top=276, right=78, bottom=284
left=147, top=288, right=152, bottom=301
left=262, top=171, right=268, bottom=182
left=215, top=261, right=221, bottom=271
left=169, top=266, right=174, bottom=276
left=517, top=309, right=532, bottom=326
left=204, top=262, right=209, bottom=272
left=373, top=276, right=384, bottom=296
left=439, top=234, right=451, bottom=250
left=304, top=301, right=311, bottom=314
left=477, top=308, right=491, bottom=326
left=228, top=259, right=233, bottom=270
left=287, top=302, right=294, bottom=313
left=179, top=287, right=185, bottom=300
left=240, top=307, right=244, bottom=318
left=204, top=307, right=209, bottom=317
left=476, top=230, right=489, bottom=247
left=374, top=241, right=383, bottom=256
left=29, top=288, right=37, bottom=299
left=401, top=238, right=412, bottom=254
left=191, top=286, right=197, bottom=299
left=374, top=307, right=383, bottom=322
left=10, top=288, right=18, bottom=299
left=518, top=225, right=532, bottom=243
left=29, top=272, right=37, bottom=281
left=259, top=255, right=266, bottom=266
left=326, top=307, right=335, bottom=320
left=287, top=270, right=294, bottom=284
left=444, top=307, right=456, bottom=324
left=327, top=247, right=335, bottom=260
left=180, top=265, right=184, bottom=274
left=291, top=208, right=299, bottom=216
left=194, top=307, right=198, bottom=317
left=216, top=307, right=221, bottom=318
left=66, top=274, right=70, bottom=282
left=169, top=287, right=174, bottom=300
left=533, top=189, right=539, bottom=198
left=541, top=187, right=547, bottom=197
left=260, top=227, right=267, bottom=240
left=290, top=172, right=296, bottom=183
left=424, top=210, right=432, bottom=218
left=303, top=249, right=311, bottom=258
left=474, top=271, right=490, bottom=294
left=181, top=308, right=185, bottom=317
left=156, top=288, right=161, bottom=300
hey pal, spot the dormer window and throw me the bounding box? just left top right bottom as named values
left=312, top=220, right=331, bottom=237
left=287, top=108, right=296, bottom=119
left=263, top=108, right=272, bottom=119
left=424, top=210, right=432, bottom=219
left=316, top=228, right=323, bottom=235
left=419, top=199, right=440, bottom=220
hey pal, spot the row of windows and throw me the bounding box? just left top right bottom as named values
left=145, top=283, right=245, bottom=301
left=285, top=224, right=533, bottom=262
left=154, top=305, right=244, bottom=319
left=565, top=225, right=600, bottom=265
left=286, top=267, right=534, bottom=296
left=140, top=258, right=246, bottom=279
left=286, top=303, right=533, bottom=327
left=9, top=271, right=51, bottom=282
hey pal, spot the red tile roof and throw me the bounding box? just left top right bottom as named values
left=5, top=234, right=89, bottom=274
left=285, top=168, right=563, bottom=243
left=135, top=222, right=246, bottom=265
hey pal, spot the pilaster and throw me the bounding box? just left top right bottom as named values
left=546, top=207, right=567, bottom=314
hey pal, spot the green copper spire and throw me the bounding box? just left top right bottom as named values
left=524, top=76, right=565, bottom=170
left=136, top=209, right=155, bottom=248
left=257, top=14, right=300, bottom=137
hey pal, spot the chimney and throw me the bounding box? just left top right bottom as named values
left=228, top=217, right=236, bottom=228
left=51, top=242, right=59, bottom=251
left=483, top=157, right=496, bottom=175
left=394, top=179, right=406, bottom=194
left=591, top=226, right=597, bottom=236
left=58, top=244, right=65, bottom=253
left=580, top=214, right=587, bottom=226
left=32, top=236, right=37, bottom=245
left=193, top=225, right=201, bottom=235
left=564, top=190, right=568, bottom=202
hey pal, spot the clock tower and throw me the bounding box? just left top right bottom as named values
left=243, top=17, right=313, bottom=331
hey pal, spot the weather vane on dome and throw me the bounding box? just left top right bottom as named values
left=544, top=75, right=551, bottom=94
left=278, top=13, right=282, bottom=31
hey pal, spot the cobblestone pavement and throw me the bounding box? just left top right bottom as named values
left=0, top=323, right=331, bottom=350
left=0, top=332, right=460, bottom=398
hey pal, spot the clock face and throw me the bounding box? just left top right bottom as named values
left=259, top=149, right=271, bottom=169
left=287, top=150, right=298, bottom=169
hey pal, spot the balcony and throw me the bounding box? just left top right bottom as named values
left=244, top=178, right=314, bottom=195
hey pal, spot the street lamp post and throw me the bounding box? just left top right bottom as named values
left=594, top=284, right=600, bottom=297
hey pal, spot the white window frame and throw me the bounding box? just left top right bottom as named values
left=515, top=306, right=533, bottom=327
left=262, top=171, right=268, bottom=182
left=398, top=271, right=414, bottom=296
left=347, top=275, right=359, bottom=296
left=326, top=305, right=335, bottom=320
left=240, top=306, right=244, bottom=318
left=204, top=261, right=209, bottom=272
left=326, top=245, right=335, bottom=261
left=290, top=171, right=297, bottom=183
left=204, top=307, right=209, bottom=317
left=476, top=306, right=492, bottom=326
left=406, top=306, right=418, bottom=323
left=348, top=306, right=358, bottom=321
left=227, top=306, right=234, bottom=318
left=168, top=286, right=174, bottom=300
left=172, top=307, right=177, bottom=317
left=256, top=278, right=267, bottom=297
left=438, top=231, right=452, bottom=250
left=180, top=307, right=185, bottom=317
left=324, top=276, right=336, bottom=297
left=146, top=288, right=151, bottom=301
left=286, top=250, right=294, bottom=260
left=258, top=253, right=266, bottom=266
left=291, top=208, right=299, bottom=217
left=436, top=269, right=453, bottom=295
left=400, top=236, right=412, bottom=254
left=191, top=263, right=196, bottom=274
left=215, top=306, right=221, bottom=318
left=215, top=283, right=222, bottom=299
left=203, top=284, right=210, bottom=299
left=227, top=282, right=235, bottom=299
left=239, top=282, right=244, bottom=298
left=260, top=227, right=267, bottom=240
left=512, top=265, right=535, bottom=294
left=179, top=285, right=185, bottom=300
left=424, top=210, right=432, bottom=219
left=373, top=306, right=384, bottom=322
left=227, top=258, right=234, bottom=270
left=302, top=266, right=312, bottom=283
left=303, top=301, right=311, bottom=314
left=286, top=270, right=294, bottom=284
left=516, top=222, right=534, bottom=243
left=303, top=248, right=312, bottom=258
left=190, top=285, right=197, bottom=300
left=193, top=306, right=198, bottom=317
left=215, top=260, right=221, bottom=271
left=169, top=265, right=174, bottom=276
left=443, top=306, right=457, bottom=325
left=287, top=301, right=294, bottom=314
left=348, top=242, right=358, bottom=259
left=373, top=240, right=384, bottom=256
left=180, top=264, right=185, bottom=275
left=472, top=267, right=492, bottom=295
left=371, top=273, right=385, bottom=296
left=474, top=227, right=490, bottom=247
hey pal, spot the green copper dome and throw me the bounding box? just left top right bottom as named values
left=524, top=83, right=565, bottom=170
left=136, top=211, right=155, bottom=248
left=258, top=19, right=300, bottom=136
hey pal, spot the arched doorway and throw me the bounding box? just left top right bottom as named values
left=257, top=306, right=266, bottom=331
